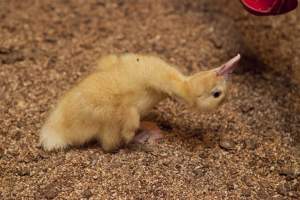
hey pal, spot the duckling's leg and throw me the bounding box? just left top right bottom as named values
left=133, top=121, right=164, bottom=144
left=121, top=107, right=140, bottom=145
left=97, top=124, right=122, bottom=153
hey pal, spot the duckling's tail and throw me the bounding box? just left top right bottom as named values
left=95, top=54, right=119, bottom=71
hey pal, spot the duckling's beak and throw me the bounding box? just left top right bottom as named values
left=216, top=54, right=241, bottom=77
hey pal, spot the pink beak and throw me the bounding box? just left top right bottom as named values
left=216, top=54, right=241, bottom=76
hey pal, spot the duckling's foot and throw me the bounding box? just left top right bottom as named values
left=133, top=121, right=164, bottom=144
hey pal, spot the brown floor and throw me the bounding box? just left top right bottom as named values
left=0, top=0, right=299, bottom=199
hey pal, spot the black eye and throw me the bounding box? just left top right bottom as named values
left=212, top=90, right=222, bottom=98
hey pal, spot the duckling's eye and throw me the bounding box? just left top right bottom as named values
left=212, top=90, right=222, bottom=98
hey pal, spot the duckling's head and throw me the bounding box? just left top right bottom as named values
left=187, top=54, right=240, bottom=112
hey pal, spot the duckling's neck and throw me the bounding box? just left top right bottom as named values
left=150, top=72, right=193, bottom=105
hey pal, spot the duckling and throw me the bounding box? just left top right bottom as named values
left=40, top=53, right=240, bottom=152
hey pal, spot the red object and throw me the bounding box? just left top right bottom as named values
left=240, top=0, right=298, bottom=15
